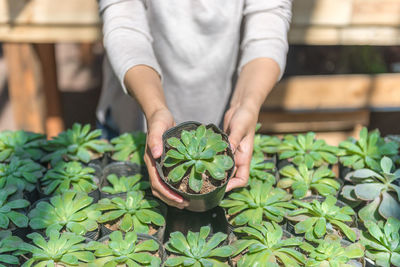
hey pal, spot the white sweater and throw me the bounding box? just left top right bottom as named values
left=97, top=0, right=292, bottom=133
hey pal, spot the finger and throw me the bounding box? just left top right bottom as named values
left=223, top=109, right=235, bottom=133
left=228, top=124, right=247, bottom=153
left=147, top=120, right=169, bottom=159
left=226, top=176, right=248, bottom=192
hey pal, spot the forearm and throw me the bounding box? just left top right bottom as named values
left=124, top=65, right=168, bottom=120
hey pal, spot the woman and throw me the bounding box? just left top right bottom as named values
left=97, top=0, right=292, bottom=209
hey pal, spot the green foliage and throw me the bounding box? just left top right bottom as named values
left=278, top=132, right=339, bottom=169
left=101, top=173, right=150, bottom=195
left=0, top=230, right=25, bottom=266
left=41, top=123, right=112, bottom=165
left=21, top=231, right=95, bottom=267
left=360, top=217, right=400, bottom=267
left=249, top=152, right=276, bottom=183
left=339, top=127, right=398, bottom=171
left=0, top=186, right=29, bottom=230
left=86, top=231, right=161, bottom=267
left=232, top=222, right=306, bottom=267
left=288, top=195, right=357, bottom=242
left=0, top=130, right=46, bottom=162
left=40, top=161, right=97, bottom=195
left=220, top=180, right=295, bottom=225
left=111, top=131, right=146, bottom=165
left=96, top=191, right=165, bottom=234
left=163, top=125, right=233, bottom=192
left=278, top=164, right=340, bottom=199
left=253, top=133, right=281, bottom=155
left=164, top=226, right=234, bottom=267
left=28, top=191, right=100, bottom=236
left=301, top=235, right=364, bottom=267
left=0, top=157, right=44, bottom=192
left=341, top=156, right=400, bottom=222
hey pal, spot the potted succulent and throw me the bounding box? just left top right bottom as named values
left=96, top=190, right=166, bottom=240
left=20, top=231, right=95, bottom=266
left=41, top=123, right=113, bottom=166
left=39, top=161, right=99, bottom=198
left=341, top=156, right=400, bottom=222
left=287, top=195, right=357, bottom=242
left=253, top=124, right=281, bottom=158
left=0, top=130, right=46, bottom=162
left=278, top=164, right=341, bottom=199
left=86, top=231, right=163, bottom=266
left=278, top=132, right=339, bottom=169
left=360, top=217, right=400, bottom=267
left=0, top=230, right=27, bottom=266
left=220, top=180, right=295, bottom=226
left=110, top=131, right=146, bottom=166
left=339, top=127, right=398, bottom=172
left=301, top=234, right=365, bottom=266
left=231, top=221, right=306, bottom=266
left=164, top=226, right=234, bottom=266
left=100, top=173, right=150, bottom=198
left=249, top=152, right=276, bottom=183
left=156, top=122, right=235, bottom=212
left=28, top=191, right=100, bottom=239
left=0, top=186, right=29, bottom=234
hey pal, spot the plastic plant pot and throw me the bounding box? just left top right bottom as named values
left=155, top=121, right=235, bottom=212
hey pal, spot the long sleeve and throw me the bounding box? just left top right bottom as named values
left=99, top=0, right=162, bottom=93
left=239, top=0, right=292, bottom=80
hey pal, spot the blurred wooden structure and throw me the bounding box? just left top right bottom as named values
left=0, top=0, right=400, bottom=138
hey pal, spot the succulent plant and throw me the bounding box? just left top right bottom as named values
left=249, top=152, right=276, bottom=183
left=21, top=231, right=95, bottom=267
left=28, top=191, right=100, bottom=236
left=339, top=127, right=398, bottom=171
left=278, top=132, right=339, bottom=169
left=287, top=195, right=357, bottom=242
left=0, top=230, right=26, bottom=266
left=41, top=123, right=112, bottom=165
left=220, top=180, right=295, bottom=225
left=341, top=156, right=400, bottom=222
left=301, top=235, right=364, bottom=267
left=0, top=130, right=46, bottom=162
left=163, top=125, right=233, bottom=192
left=86, top=231, right=161, bottom=267
left=278, top=164, right=340, bottom=199
left=96, top=190, right=165, bottom=234
left=360, top=217, right=400, bottom=267
left=0, top=186, right=29, bottom=230
left=0, top=157, right=44, bottom=192
left=232, top=222, right=306, bottom=267
left=101, top=173, right=150, bottom=195
left=164, top=226, right=234, bottom=267
left=40, top=161, right=97, bottom=195
left=111, top=131, right=146, bottom=165
left=253, top=130, right=281, bottom=155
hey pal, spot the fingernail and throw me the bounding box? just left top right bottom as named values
left=151, top=147, right=161, bottom=158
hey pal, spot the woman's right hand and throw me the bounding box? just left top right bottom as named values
left=144, top=108, right=189, bottom=209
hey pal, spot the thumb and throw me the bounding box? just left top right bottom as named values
left=147, top=121, right=169, bottom=159
left=228, top=124, right=247, bottom=153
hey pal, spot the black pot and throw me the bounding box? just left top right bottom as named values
left=365, top=258, right=376, bottom=267
left=155, top=121, right=235, bottom=212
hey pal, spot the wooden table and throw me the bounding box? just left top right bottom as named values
left=1, top=0, right=400, bottom=137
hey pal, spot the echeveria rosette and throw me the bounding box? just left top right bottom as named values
left=288, top=195, right=357, bottom=242
left=0, top=130, right=46, bottom=162
left=249, top=152, right=276, bottom=183
left=41, top=123, right=113, bottom=166
left=0, top=186, right=29, bottom=230
left=40, top=161, right=97, bottom=195
left=253, top=133, right=281, bottom=155
left=339, top=127, right=398, bottom=171
left=278, top=132, right=339, bottom=169
left=341, top=156, right=400, bottom=222
left=28, top=191, right=100, bottom=236
left=21, top=231, right=95, bottom=267
left=220, top=180, right=295, bottom=225
left=232, top=222, right=306, bottom=267
left=0, top=230, right=26, bottom=266
left=278, top=164, right=340, bottom=199
left=96, top=190, right=165, bottom=234
left=111, top=131, right=146, bottom=165
left=301, top=235, right=364, bottom=267
left=360, top=217, right=400, bottom=267
left=164, top=226, right=234, bottom=267
left=86, top=231, right=161, bottom=267
left=0, top=157, right=44, bottom=192
left=101, top=173, right=150, bottom=195
left=163, top=125, right=233, bottom=193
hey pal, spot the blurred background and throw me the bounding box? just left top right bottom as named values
left=0, top=0, right=400, bottom=145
